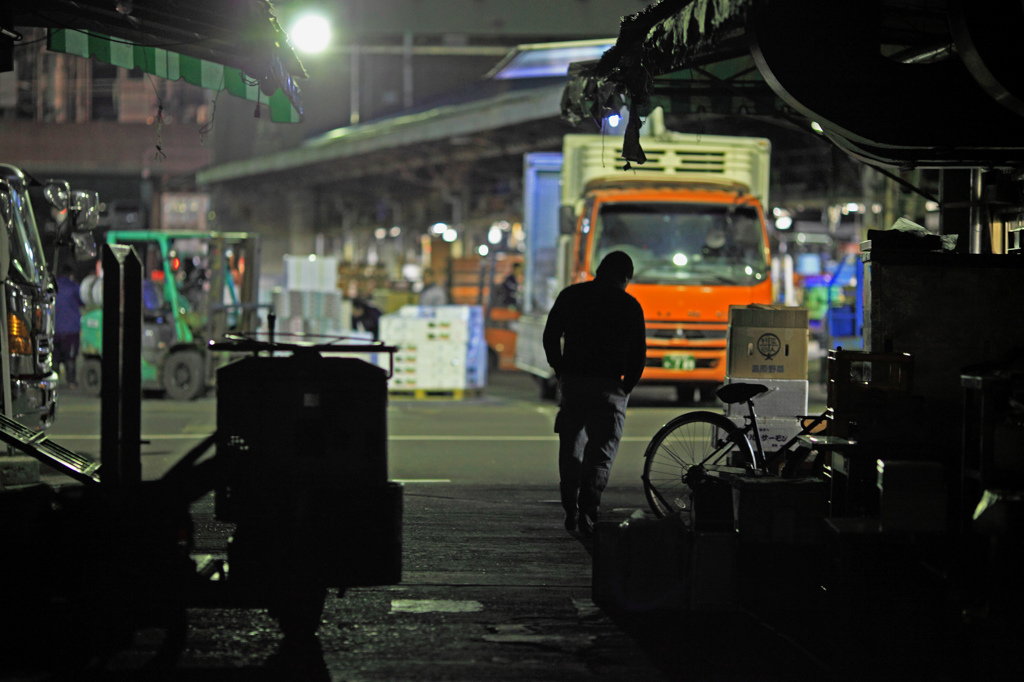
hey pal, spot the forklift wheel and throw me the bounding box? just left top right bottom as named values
left=80, top=357, right=102, bottom=397
left=163, top=351, right=206, bottom=400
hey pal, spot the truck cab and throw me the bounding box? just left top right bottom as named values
left=1, top=165, right=96, bottom=428
left=514, top=128, right=773, bottom=403
left=577, top=180, right=772, bottom=394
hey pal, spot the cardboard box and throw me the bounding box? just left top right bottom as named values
left=729, top=304, right=809, bottom=330
left=731, top=477, right=829, bottom=544
left=729, top=415, right=804, bottom=453
left=724, top=377, right=809, bottom=419
left=727, top=305, right=809, bottom=380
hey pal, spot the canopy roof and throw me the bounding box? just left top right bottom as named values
left=7, top=0, right=306, bottom=123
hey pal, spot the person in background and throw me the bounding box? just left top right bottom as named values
left=496, top=261, right=522, bottom=309
left=352, top=298, right=382, bottom=340
left=419, top=267, right=448, bottom=306
left=542, top=251, right=647, bottom=539
left=54, top=264, right=84, bottom=388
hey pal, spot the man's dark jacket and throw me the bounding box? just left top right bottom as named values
left=542, top=278, right=647, bottom=393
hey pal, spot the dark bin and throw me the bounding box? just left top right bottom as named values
left=214, top=351, right=401, bottom=590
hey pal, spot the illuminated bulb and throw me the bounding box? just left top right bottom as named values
left=291, top=15, right=331, bottom=53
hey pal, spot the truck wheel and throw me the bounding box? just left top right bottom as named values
left=80, top=358, right=102, bottom=397
left=163, top=351, right=206, bottom=400
left=675, top=384, right=702, bottom=405
left=675, top=383, right=718, bottom=406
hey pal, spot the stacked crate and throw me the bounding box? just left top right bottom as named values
left=379, top=305, right=487, bottom=393
left=724, top=304, right=810, bottom=452
left=272, top=255, right=351, bottom=337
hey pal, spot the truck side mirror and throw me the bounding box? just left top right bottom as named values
left=71, top=232, right=98, bottom=261
left=71, top=190, right=101, bottom=231
left=559, top=205, right=577, bottom=235
left=0, top=180, right=12, bottom=281
left=44, top=180, right=71, bottom=211
left=0, top=179, right=12, bottom=229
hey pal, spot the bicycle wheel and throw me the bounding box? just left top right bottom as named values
left=642, top=411, right=755, bottom=518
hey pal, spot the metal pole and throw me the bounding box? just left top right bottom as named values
left=100, top=243, right=142, bottom=485
left=1, top=181, right=14, bottom=426
left=0, top=286, right=12, bottom=424
left=403, top=31, right=414, bottom=110
left=350, top=45, right=361, bottom=126
left=970, top=168, right=984, bottom=254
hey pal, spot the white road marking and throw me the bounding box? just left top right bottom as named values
left=50, top=434, right=653, bottom=442
left=48, top=434, right=210, bottom=440
left=393, top=479, right=452, bottom=483
left=390, top=435, right=652, bottom=442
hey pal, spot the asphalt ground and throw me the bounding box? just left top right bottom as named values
left=3, top=477, right=916, bottom=682
left=1, top=372, right=986, bottom=680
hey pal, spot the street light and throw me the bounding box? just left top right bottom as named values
left=290, top=14, right=331, bottom=53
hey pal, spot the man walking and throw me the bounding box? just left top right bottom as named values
left=543, top=251, right=647, bottom=538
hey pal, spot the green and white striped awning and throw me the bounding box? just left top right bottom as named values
left=47, top=28, right=302, bottom=123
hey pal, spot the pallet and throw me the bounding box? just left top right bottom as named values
left=388, top=388, right=483, bottom=401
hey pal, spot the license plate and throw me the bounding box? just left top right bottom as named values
left=662, top=353, right=697, bottom=371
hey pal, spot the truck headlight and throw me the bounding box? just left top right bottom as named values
left=7, top=312, right=32, bottom=356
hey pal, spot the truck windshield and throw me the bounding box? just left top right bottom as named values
left=591, top=202, right=769, bottom=285
left=6, top=184, right=47, bottom=286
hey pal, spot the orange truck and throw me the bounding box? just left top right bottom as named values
left=514, top=126, right=773, bottom=402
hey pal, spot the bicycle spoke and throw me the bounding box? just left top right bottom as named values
left=642, top=411, right=753, bottom=518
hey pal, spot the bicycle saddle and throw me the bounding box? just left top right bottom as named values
left=716, top=382, right=769, bottom=405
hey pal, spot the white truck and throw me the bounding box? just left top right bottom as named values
left=514, top=123, right=773, bottom=402
left=1, top=164, right=98, bottom=429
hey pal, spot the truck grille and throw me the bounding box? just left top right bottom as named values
left=646, top=327, right=727, bottom=341
left=37, top=335, right=52, bottom=370
left=645, top=356, right=719, bottom=369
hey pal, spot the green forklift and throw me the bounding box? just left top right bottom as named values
left=79, top=231, right=261, bottom=400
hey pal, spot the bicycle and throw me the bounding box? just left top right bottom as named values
left=642, top=381, right=838, bottom=519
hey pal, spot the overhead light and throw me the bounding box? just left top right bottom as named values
left=374, top=227, right=387, bottom=240
left=775, top=216, right=793, bottom=230
left=430, top=222, right=448, bottom=235
left=672, top=253, right=688, bottom=266
left=389, top=226, right=401, bottom=237
left=442, top=227, right=458, bottom=243
left=478, top=245, right=489, bottom=256
left=290, top=15, right=331, bottom=53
